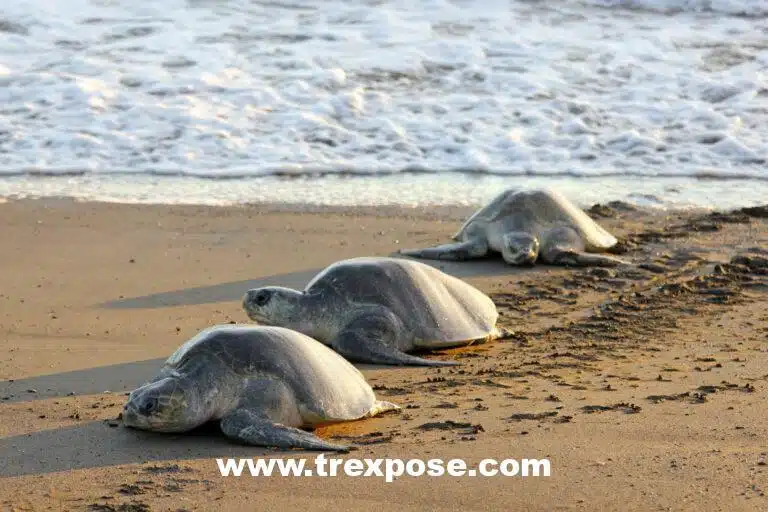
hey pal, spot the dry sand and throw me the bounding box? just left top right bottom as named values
left=0, top=198, right=766, bottom=512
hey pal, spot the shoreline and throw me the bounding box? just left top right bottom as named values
left=0, top=198, right=766, bottom=510
left=0, top=196, right=481, bottom=221
left=3, top=171, right=768, bottom=211
left=0, top=195, right=730, bottom=222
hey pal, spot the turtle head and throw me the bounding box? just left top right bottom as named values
left=501, top=232, right=540, bottom=265
left=242, top=286, right=303, bottom=327
left=122, top=376, right=205, bottom=433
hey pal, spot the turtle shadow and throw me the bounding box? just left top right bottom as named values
left=0, top=360, right=412, bottom=406
left=0, top=358, right=166, bottom=405
left=0, top=419, right=279, bottom=477
left=97, top=255, right=531, bottom=310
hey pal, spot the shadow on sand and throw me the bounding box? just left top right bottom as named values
left=0, top=420, right=278, bottom=477
left=0, top=358, right=166, bottom=404
left=98, top=257, right=525, bottom=309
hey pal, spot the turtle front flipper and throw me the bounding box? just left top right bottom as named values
left=221, top=409, right=349, bottom=452
left=398, top=239, right=488, bottom=261
left=332, top=308, right=459, bottom=367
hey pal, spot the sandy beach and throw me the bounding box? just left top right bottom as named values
left=0, top=198, right=766, bottom=511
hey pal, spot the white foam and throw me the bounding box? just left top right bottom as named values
left=0, top=0, right=766, bottom=205
left=581, top=0, right=768, bottom=16
left=1, top=173, right=765, bottom=211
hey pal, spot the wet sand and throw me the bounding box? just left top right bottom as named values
left=0, top=198, right=766, bottom=511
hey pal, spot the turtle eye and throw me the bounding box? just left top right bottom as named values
left=254, top=291, right=271, bottom=307
left=141, top=397, right=158, bottom=415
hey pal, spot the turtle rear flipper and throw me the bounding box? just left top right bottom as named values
left=540, top=225, right=629, bottom=267
left=221, top=409, right=349, bottom=452
left=366, top=400, right=401, bottom=417
left=549, top=250, right=629, bottom=267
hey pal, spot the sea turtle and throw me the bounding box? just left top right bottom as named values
left=121, top=324, right=399, bottom=452
left=399, top=188, right=627, bottom=267
left=242, top=257, right=511, bottom=367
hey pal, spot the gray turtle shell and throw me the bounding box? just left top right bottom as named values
left=455, top=188, right=617, bottom=251
left=165, top=324, right=376, bottom=422
left=303, top=257, right=498, bottom=346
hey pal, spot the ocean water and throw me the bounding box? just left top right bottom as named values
left=1, top=0, right=767, bottom=209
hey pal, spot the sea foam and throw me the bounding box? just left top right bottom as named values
left=0, top=0, right=766, bottom=205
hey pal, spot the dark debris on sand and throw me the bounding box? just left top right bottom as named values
left=647, top=383, right=756, bottom=404
left=585, top=201, right=638, bottom=220
left=371, top=384, right=410, bottom=396
left=415, top=420, right=484, bottom=435
left=739, top=205, right=768, bottom=218
left=142, top=464, right=194, bottom=475
left=581, top=402, right=642, bottom=414
left=87, top=503, right=151, bottom=512
left=506, top=411, right=559, bottom=422
left=527, top=249, right=768, bottom=354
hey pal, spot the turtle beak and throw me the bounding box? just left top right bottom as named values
left=525, top=245, right=539, bottom=263
left=513, top=250, right=536, bottom=266
left=121, top=405, right=140, bottom=428
left=242, top=291, right=256, bottom=319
